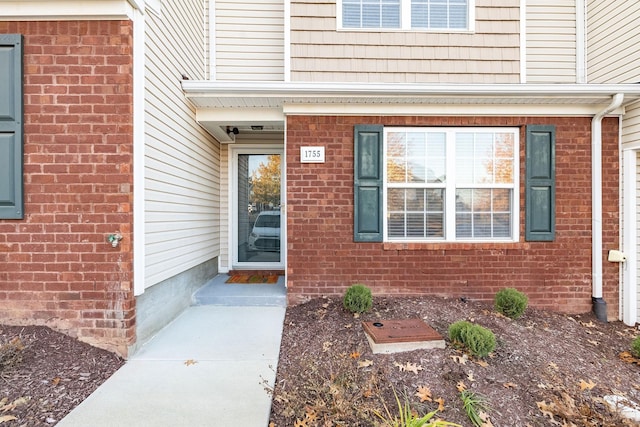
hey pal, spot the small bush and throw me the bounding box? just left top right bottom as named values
left=343, top=284, right=373, bottom=313
left=448, top=321, right=496, bottom=358
left=631, top=336, right=640, bottom=358
left=494, top=288, right=528, bottom=319
left=448, top=320, right=473, bottom=344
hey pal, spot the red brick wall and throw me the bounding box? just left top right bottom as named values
left=0, top=21, right=134, bottom=356
left=286, top=116, right=620, bottom=318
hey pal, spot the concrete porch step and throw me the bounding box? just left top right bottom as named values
left=192, top=274, right=287, bottom=307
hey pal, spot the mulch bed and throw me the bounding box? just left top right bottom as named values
left=0, top=325, right=124, bottom=426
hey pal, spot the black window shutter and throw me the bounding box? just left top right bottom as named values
left=354, top=125, right=383, bottom=242
left=0, top=34, right=24, bottom=219
left=525, top=125, right=556, bottom=241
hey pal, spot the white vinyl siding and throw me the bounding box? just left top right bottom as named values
left=145, top=0, right=221, bottom=288
left=290, top=0, right=519, bottom=83
left=214, top=0, right=285, bottom=81
left=588, top=0, right=640, bottom=83
left=526, top=1, right=577, bottom=83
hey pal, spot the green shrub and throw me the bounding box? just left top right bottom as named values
left=494, top=288, right=528, bottom=319
left=448, top=321, right=473, bottom=344
left=448, top=321, right=496, bottom=358
left=631, top=336, right=640, bottom=358
left=342, top=284, right=373, bottom=313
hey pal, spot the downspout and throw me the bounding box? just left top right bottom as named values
left=591, top=93, right=624, bottom=321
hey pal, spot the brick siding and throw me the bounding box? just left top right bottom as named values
left=286, top=116, right=620, bottom=319
left=0, top=21, right=134, bottom=356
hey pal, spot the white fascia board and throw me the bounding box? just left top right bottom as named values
left=182, top=81, right=640, bottom=99
left=281, top=103, right=625, bottom=117
left=0, top=0, right=136, bottom=20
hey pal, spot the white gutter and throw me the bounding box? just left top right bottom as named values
left=591, top=93, right=624, bottom=321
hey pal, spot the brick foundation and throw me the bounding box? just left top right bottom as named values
left=286, top=116, right=620, bottom=319
left=0, top=21, right=134, bottom=356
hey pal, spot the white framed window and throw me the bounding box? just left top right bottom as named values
left=339, top=0, right=473, bottom=31
left=384, top=127, right=519, bottom=242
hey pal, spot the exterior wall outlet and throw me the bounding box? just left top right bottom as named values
left=108, top=233, right=123, bottom=248
left=608, top=250, right=626, bottom=262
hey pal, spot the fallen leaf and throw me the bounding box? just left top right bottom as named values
left=451, top=354, right=468, bottom=365
left=579, top=379, right=596, bottom=391
left=363, top=388, right=374, bottom=398
left=349, top=351, right=361, bottom=359
left=456, top=381, right=467, bottom=392
left=357, top=359, right=373, bottom=369
left=587, top=339, right=599, bottom=346
left=294, top=418, right=308, bottom=427
left=467, top=371, right=474, bottom=382
left=536, top=400, right=556, bottom=421
left=184, top=359, right=198, bottom=366
left=415, top=386, right=432, bottom=402
left=503, top=382, right=518, bottom=389
left=322, top=341, right=332, bottom=352
left=547, top=362, right=558, bottom=371
left=0, top=397, right=29, bottom=412
left=404, top=362, right=423, bottom=374
left=619, top=351, right=640, bottom=365
left=51, top=377, right=61, bottom=386
left=344, top=323, right=353, bottom=329
left=304, top=408, right=317, bottom=423
left=580, top=320, right=596, bottom=328
left=435, top=397, right=445, bottom=411
left=475, top=359, right=489, bottom=367
left=0, top=415, right=17, bottom=424
left=479, top=411, right=494, bottom=427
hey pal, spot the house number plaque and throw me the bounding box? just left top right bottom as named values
left=300, top=146, right=325, bottom=163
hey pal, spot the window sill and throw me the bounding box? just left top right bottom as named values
left=382, top=242, right=531, bottom=251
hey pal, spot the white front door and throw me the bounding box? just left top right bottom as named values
left=232, top=148, right=284, bottom=269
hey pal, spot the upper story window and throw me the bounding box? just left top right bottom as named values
left=384, top=128, right=519, bottom=242
left=341, top=0, right=471, bottom=30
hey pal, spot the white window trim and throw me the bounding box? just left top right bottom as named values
left=337, top=0, right=475, bottom=32
left=383, top=127, right=519, bottom=243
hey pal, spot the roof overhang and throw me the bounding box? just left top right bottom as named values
left=0, top=0, right=139, bottom=20
left=181, top=81, right=640, bottom=142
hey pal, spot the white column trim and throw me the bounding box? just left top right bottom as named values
left=622, top=147, right=637, bottom=326
left=132, top=8, right=146, bottom=296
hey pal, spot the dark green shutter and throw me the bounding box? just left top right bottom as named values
left=525, top=125, right=555, bottom=241
left=0, top=34, right=23, bottom=219
left=354, top=125, right=383, bottom=242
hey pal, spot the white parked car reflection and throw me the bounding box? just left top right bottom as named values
left=248, top=210, right=280, bottom=252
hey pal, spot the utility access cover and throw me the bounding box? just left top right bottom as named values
left=362, top=319, right=445, bottom=354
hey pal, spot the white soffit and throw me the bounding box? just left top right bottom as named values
left=0, top=0, right=135, bottom=20
left=182, top=82, right=640, bottom=112
left=182, top=82, right=640, bottom=140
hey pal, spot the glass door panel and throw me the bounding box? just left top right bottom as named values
left=236, top=153, right=282, bottom=264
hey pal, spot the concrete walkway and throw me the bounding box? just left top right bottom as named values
left=58, top=276, right=286, bottom=427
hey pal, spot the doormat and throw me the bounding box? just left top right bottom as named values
left=225, top=274, right=279, bottom=284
